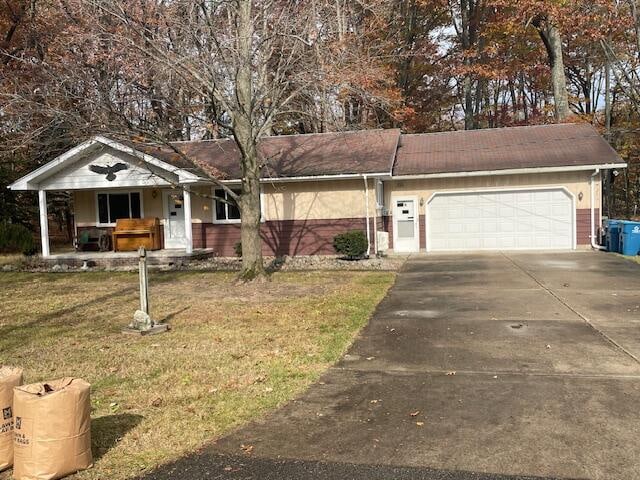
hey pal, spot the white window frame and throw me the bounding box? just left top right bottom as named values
left=211, top=186, right=267, bottom=224
left=95, top=190, right=144, bottom=227
left=212, top=186, right=242, bottom=224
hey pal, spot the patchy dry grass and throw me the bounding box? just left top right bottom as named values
left=0, top=270, right=394, bottom=479
left=0, top=254, right=23, bottom=266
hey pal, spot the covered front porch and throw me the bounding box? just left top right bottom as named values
left=8, top=136, right=214, bottom=258
left=39, top=186, right=197, bottom=258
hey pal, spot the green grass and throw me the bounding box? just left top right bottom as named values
left=0, top=270, right=394, bottom=479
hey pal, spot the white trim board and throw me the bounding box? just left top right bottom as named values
left=392, top=164, right=627, bottom=181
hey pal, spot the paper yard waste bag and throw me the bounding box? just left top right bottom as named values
left=13, top=378, right=92, bottom=480
left=0, top=366, right=23, bottom=471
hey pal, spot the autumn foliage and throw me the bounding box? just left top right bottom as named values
left=2, top=0, right=640, bottom=223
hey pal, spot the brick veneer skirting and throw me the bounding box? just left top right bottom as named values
left=76, top=207, right=597, bottom=256
left=577, top=208, right=599, bottom=245
left=193, top=217, right=376, bottom=257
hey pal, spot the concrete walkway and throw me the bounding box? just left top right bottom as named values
left=145, top=252, right=640, bottom=480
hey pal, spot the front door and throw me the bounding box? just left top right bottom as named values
left=163, top=190, right=186, bottom=249
left=393, top=198, right=419, bottom=252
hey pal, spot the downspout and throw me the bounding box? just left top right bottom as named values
left=590, top=168, right=606, bottom=251
left=363, top=175, right=371, bottom=257
left=372, top=198, right=378, bottom=255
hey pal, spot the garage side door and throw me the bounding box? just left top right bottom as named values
left=427, top=189, right=574, bottom=251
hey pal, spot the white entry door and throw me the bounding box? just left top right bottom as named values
left=163, top=190, right=187, bottom=249
left=427, top=188, right=574, bottom=252
left=393, top=197, right=419, bottom=252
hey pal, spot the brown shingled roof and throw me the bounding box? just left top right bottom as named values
left=393, top=123, right=623, bottom=176
left=135, top=129, right=400, bottom=180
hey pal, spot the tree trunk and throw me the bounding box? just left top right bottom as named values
left=534, top=17, right=570, bottom=122
left=234, top=0, right=267, bottom=282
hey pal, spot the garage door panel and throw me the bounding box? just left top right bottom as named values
left=427, top=189, right=573, bottom=252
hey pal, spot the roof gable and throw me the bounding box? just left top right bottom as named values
left=40, top=147, right=175, bottom=190
left=9, top=136, right=201, bottom=191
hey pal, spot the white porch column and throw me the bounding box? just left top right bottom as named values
left=183, top=187, right=193, bottom=254
left=38, top=189, right=50, bottom=257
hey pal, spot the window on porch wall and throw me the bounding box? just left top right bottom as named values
left=214, top=189, right=241, bottom=221
left=98, top=192, right=141, bottom=224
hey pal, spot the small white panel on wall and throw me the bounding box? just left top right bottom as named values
left=377, top=231, right=389, bottom=252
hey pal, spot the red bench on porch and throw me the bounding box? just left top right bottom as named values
left=112, top=218, right=162, bottom=252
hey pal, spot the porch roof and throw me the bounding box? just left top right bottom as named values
left=8, top=136, right=207, bottom=191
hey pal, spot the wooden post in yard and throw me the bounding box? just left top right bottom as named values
left=139, top=246, right=149, bottom=314
left=122, top=246, right=169, bottom=335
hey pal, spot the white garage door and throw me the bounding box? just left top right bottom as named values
left=427, top=188, right=574, bottom=251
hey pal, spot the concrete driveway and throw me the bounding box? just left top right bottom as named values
left=147, top=252, right=640, bottom=480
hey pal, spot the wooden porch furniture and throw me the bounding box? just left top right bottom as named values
left=76, top=228, right=111, bottom=252
left=112, top=218, right=162, bottom=252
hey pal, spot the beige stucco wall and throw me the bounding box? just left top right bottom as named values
left=262, top=179, right=375, bottom=221
left=190, top=186, right=214, bottom=223
left=73, top=171, right=601, bottom=226
left=74, top=186, right=212, bottom=225
left=74, top=190, right=96, bottom=226
left=385, top=171, right=601, bottom=214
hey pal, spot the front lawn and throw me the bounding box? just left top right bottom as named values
left=0, top=270, right=394, bottom=479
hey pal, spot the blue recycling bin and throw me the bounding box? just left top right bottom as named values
left=619, top=221, right=640, bottom=256
left=606, top=219, right=622, bottom=253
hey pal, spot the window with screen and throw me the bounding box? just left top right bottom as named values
left=97, top=192, right=142, bottom=224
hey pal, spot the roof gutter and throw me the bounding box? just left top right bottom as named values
left=390, top=163, right=628, bottom=181
left=215, top=172, right=390, bottom=184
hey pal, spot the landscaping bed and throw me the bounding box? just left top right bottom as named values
left=192, top=254, right=406, bottom=272
left=1, top=254, right=406, bottom=272
left=0, top=270, right=394, bottom=479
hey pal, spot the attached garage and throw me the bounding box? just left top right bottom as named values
left=426, top=188, right=574, bottom=252
left=387, top=123, right=626, bottom=254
